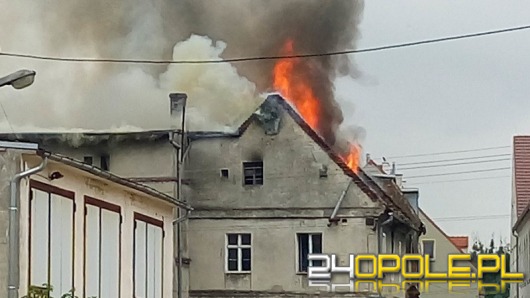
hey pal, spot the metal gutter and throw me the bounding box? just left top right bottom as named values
left=41, top=152, right=192, bottom=210
left=8, top=155, right=47, bottom=298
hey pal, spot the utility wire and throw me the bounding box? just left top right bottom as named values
left=399, top=158, right=510, bottom=170
left=405, top=167, right=511, bottom=179
left=397, top=154, right=511, bottom=166
left=1, top=25, right=530, bottom=64
left=433, top=214, right=510, bottom=222
left=387, top=146, right=510, bottom=159
left=0, top=101, right=15, bottom=136
left=408, top=175, right=510, bottom=185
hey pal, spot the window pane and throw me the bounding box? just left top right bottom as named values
left=85, top=205, right=100, bottom=298
left=298, top=234, right=309, bottom=272
left=135, top=221, right=147, bottom=298
left=100, top=210, right=120, bottom=298
left=228, top=248, right=238, bottom=260
left=147, top=224, right=163, bottom=298
left=311, top=234, right=322, bottom=254
left=30, top=190, right=49, bottom=287
left=242, top=248, right=251, bottom=260
left=49, top=194, right=73, bottom=296
left=241, top=234, right=251, bottom=245
left=227, top=234, right=238, bottom=245
left=228, top=260, right=238, bottom=271
left=423, top=241, right=434, bottom=258
left=242, top=259, right=251, bottom=271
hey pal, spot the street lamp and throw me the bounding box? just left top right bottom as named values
left=0, top=70, right=36, bottom=90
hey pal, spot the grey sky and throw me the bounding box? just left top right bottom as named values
left=1, top=0, right=529, bottom=245
left=336, top=0, right=530, bottom=244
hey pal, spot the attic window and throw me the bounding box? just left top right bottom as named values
left=100, top=155, right=110, bottom=171
left=220, top=169, right=229, bottom=178
left=83, top=156, right=93, bottom=165
left=243, top=161, right=263, bottom=186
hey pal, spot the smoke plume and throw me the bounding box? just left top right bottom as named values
left=0, top=0, right=364, bottom=145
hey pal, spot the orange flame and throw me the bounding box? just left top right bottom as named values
left=273, top=39, right=361, bottom=173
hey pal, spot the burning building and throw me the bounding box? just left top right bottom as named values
left=0, top=94, right=424, bottom=298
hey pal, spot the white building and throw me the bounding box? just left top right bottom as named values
left=0, top=141, right=191, bottom=298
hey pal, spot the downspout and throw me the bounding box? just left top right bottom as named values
left=328, top=180, right=353, bottom=224
left=8, top=155, right=48, bottom=298
left=170, top=133, right=192, bottom=298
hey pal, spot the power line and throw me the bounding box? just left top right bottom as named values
left=1, top=25, right=530, bottom=64
left=0, top=101, right=15, bottom=135
left=399, top=158, right=510, bottom=170
left=397, top=154, right=511, bottom=166
left=408, top=175, right=510, bottom=185
left=405, top=167, right=511, bottom=179
left=432, top=214, right=510, bottom=222
left=387, top=146, right=510, bottom=159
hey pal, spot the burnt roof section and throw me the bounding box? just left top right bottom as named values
left=0, top=130, right=173, bottom=147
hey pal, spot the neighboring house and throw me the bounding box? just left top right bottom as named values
left=0, top=140, right=190, bottom=298
left=0, top=94, right=424, bottom=297
left=512, top=135, right=530, bottom=298
left=448, top=236, right=469, bottom=253
left=419, top=209, right=479, bottom=298
left=513, top=203, right=530, bottom=298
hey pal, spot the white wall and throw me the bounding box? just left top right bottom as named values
left=17, top=158, right=175, bottom=298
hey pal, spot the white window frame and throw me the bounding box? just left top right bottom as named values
left=296, top=233, right=323, bottom=273
left=225, top=233, right=252, bottom=273
left=421, top=239, right=436, bottom=261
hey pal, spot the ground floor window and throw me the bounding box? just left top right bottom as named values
left=226, top=233, right=252, bottom=272
left=28, top=181, right=75, bottom=296
left=133, top=212, right=164, bottom=298
left=297, top=233, right=322, bottom=272
left=84, top=196, right=121, bottom=298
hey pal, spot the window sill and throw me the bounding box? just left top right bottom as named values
left=296, top=272, right=308, bottom=275
left=225, top=271, right=251, bottom=275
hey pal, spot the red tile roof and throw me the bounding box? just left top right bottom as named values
left=514, top=136, right=530, bottom=218
left=448, top=236, right=469, bottom=250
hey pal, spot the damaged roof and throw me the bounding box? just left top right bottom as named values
left=232, top=94, right=423, bottom=229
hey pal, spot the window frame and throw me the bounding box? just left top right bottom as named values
left=296, top=233, right=323, bottom=273
left=421, top=239, right=436, bottom=261
left=132, top=212, right=165, bottom=298
left=242, top=161, right=263, bottom=186
left=83, top=196, right=122, bottom=298
left=27, top=180, right=76, bottom=294
left=225, top=233, right=252, bottom=274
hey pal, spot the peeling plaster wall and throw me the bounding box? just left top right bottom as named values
left=0, top=149, right=21, bottom=298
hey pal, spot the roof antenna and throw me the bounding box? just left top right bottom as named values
left=390, top=162, right=396, bottom=175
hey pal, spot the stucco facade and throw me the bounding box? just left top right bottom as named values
left=0, top=145, right=186, bottom=298
left=419, top=209, right=478, bottom=298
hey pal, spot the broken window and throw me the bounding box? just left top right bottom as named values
left=100, top=155, right=110, bottom=171
left=297, top=233, right=322, bottom=272
left=226, top=233, right=251, bottom=272
left=422, top=239, right=436, bottom=260
left=83, top=156, right=93, bottom=165
left=243, top=161, right=263, bottom=185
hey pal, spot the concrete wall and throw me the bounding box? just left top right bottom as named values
left=17, top=155, right=176, bottom=298
left=0, top=149, right=22, bottom=298
left=419, top=210, right=478, bottom=298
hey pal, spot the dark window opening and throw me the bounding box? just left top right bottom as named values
left=243, top=161, right=263, bottom=185
left=83, top=156, right=93, bottom=165
left=298, top=233, right=322, bottom=272
left=422, top=240, right=435, bottom=260
left=221, top=169, right=229, bottom=178
left=319, top=165, right=328, bottom=178
left=365, top=217, right=375, bottom=226
left=100, top=155, right=110, bottom=171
